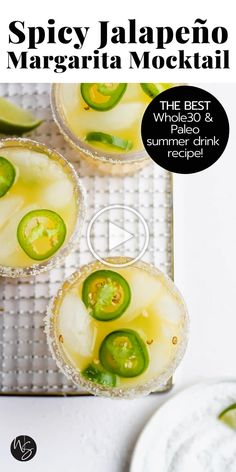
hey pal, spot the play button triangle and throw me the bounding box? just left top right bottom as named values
left=108, top=222, right=134, bottom=251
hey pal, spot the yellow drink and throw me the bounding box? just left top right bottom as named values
left=0, top=139, right=85, bottom=277
left=47, top=259, right=188, bottom=398
left=60, top=83, right=150, bottom=153
left=51, top=83, right=177, bottom=175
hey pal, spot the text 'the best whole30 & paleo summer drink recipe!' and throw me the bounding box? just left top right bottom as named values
left=0, top=139, right=85, bottom=277
left=51, top=83, right=178, bottom=175
left=46, top=258, right=188, bottom=398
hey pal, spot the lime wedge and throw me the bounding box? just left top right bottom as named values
left=218, top=403, right=236, bottom=430
left=0, top=97, right=43, bottom=135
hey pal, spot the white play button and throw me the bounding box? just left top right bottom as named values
left=108, top=222, right=134, bottom=251
left=87, top=204, right=149, bottom=268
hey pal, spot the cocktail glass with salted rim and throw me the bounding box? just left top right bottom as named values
left=46, top=257, right=189, bottom=398
left=51, top=83, right=178, bottom=176
left=0, top=138, right=85, bottom=277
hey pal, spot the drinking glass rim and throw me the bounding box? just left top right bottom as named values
left=0, top=137, right=86, bottom=278
left=51, top=83, right=150, bottom=165
left=45, top=257, right=189, bottom=399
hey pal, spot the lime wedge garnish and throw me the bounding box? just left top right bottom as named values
left=0, top=97, right=43, bottom=135
left=218, top=403, right=236, bottom=430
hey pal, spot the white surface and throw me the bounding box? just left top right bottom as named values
left=0, top=393, right=174, bottom=471
left=131, top=380, right=236, bottom=472
left=0, top=83, right=235, bottom=470
left=1, top=0, right=236, bottom=82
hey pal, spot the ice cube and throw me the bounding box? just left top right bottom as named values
left=122, top=269, right=162, bottom=321
left=0, top=196, right=24, bottom=229
left=1, top=148, right=64, bottom=183
left=148, top=340, right=172, bottom=376
left=0, top=228, right=19, bottom=260
left=122, top=83, right=147, bottom=102
left=61, top=84, right=79, bottom=110
left=152, top=290, right=183, bottom=324
left=43, top=179, right=73, bottom=209
left=161, top=323, right=178, bottom=339
left=0, top=204, right=38, bottom=261
left=58, top=293, right=95, bottom=357
left=77, top=102, right=144, bottom=133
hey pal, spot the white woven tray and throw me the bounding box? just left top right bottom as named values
left=0, top=83, right=173, bottom=395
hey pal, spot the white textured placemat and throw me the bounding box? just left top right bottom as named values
left=0, top=83, right=173, bottom=394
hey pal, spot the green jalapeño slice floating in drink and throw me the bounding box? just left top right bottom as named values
left=85, top=132, right=133, bottom=151
left=17, top=209, right=67, bottom=261
left=99, top=329, right=149, bottom=378
left=0, top=156, right=16, bottom=197
left=140, top=83, right=174, bottom=99
left=82, top=270, right=131, bottom=321
left=82, top=363, right=117, bottom=387
left=47, top=259, right=189, bottom=397
left=81, top=83, right=127, bottom=111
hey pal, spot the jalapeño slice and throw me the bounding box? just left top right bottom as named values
left=17, top=209, right=66, bottom=261
left=81, top=83, right=127, bottom=111
left=99, top=329, right=149, bottom=378
left=141, top=83, right=173, bottom=99
left=82, top=270, right=131, bottom=321
left=85, top=131, right=133, bottom=151
left=82, top=363, right=117, bottom=387
left=0, top=156, right=16, bottom=197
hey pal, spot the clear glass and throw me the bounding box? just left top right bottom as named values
left=0, top=138, right=86, bottom=278
left=51, top=84, right=151, bottom=176
left=46, top=258, right=189, bottom=399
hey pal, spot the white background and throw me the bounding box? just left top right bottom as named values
left=0, top=1, right=236, bottom=470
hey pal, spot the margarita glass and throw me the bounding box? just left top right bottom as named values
left=46, top=258, right=189, bottom=398
left=0, top=138, right=85, bottom=277
left=51, top=83, right=177, bottom=176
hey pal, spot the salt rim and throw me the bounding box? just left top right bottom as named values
left=50, top=84, right=150, bottom=166
left=0, top=137, right=86, bottom=278
left=44, top=257, right=189, bottom=399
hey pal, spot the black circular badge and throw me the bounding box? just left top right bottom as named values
left=141, top=85, right=229, bottom=174
left=10, top=435, right=37, bottom=462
